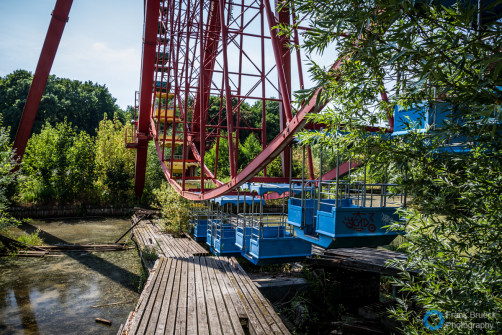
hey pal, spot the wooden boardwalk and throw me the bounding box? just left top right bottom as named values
left=122, top=219, right=290, bottom=334
left=133, top=220, right=208, bottom=269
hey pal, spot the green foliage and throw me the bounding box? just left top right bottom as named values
left=137, top=264, right=150, bottom=292
left=0, top=70, right=126, bottom=140
left=205, top=134, right=232, bottom=178
left=94, top=117, right=135, bottom=205
left=239, top=134, right=262, bottom=169
left=285, top=0, right=502, bottom=333
left=16, top=229, right=43, bottom=246
left=0, top=124, right=20, bottom=232
left=152, top=182, right=191, bottom=236
left=141, top=245, right=159, bottom=262
left=19, top=121, right=95, bottom=204
left=16, top=116, right=135, bottom=206
left=141, top=142, right=166, bottom=205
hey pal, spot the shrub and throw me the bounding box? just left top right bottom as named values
left=152, top=182, right=191, bottom=236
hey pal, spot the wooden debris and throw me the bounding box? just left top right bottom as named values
left=91, top=301, right=133, bottom=308
left=96, top=318, right=112, bottom=326
left=38, top=243, right=131, bottom=252
left=307, top=247, right=415, bottom=276
left=115, top=214, right=146, bottom=243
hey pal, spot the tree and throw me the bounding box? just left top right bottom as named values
left=20, top=121, right=95, bottom=204
left=239, top=134, right=262, bottom=170
left=284, top=0, right=502, bottom=333
left=152, top=182, right=191, bottom=236
left=0, top=122, right=20, bottom=232
left=141, top=142, right=167, bottom=205
left=0, top=70, right=125, bottom=140
left=94, top=117, right=135, bottom=205
left=204, top=134, right=232, bottom=179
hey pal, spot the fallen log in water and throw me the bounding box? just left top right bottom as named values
left=38, top=243, right=132, bottom=251
left=0, top=250, right=61, bottom=257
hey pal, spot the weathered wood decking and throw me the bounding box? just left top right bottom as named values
left=133, top=220, right=208, bottom=269
left=122, top=220, right=290, bottom=334
left=307, top=247, right=413, bottom=276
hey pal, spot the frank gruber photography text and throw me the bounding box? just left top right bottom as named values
left=423, top=310, right=497, bottom=331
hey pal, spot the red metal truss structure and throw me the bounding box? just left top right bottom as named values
left=11, top=0, right=393, bottom=201
left=133, top=0, right=324, bottom=200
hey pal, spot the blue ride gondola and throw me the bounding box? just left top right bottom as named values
left=206, top=195, right=264, bottom=256
left=287, top=140, right=406, bottom=248
left=189, top=201, right=214, bottom=242
left=236, top=183, right=312, bottom=265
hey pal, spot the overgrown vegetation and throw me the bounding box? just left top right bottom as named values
left=15, top=229, right=44, bottom=246
left=141, top=245, right=159, bottom=262
left=0, top=121, right=20, bottom=233
left=15, top=117, right=135, bottom=206
left=283, top=0, right=502, bottom=333
left=152, top=182, right=191, bottom=236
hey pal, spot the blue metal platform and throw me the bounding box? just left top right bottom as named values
left=288, top=180, right=405, bottom=249
left=190, top=202, right=212, bottom=242
left=206, top=217, right=241, bottom=256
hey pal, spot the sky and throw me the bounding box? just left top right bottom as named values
left=0, top=0, right=144, bottom=110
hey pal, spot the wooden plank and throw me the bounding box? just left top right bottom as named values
left=177, top=239, right=197, bottom=256
left=165, top=258, right=182, bottom=335
left=186, top=256, right=198, bottom=335
left=211, top=258, right=248, bottom=325
left=207, top=257, right=245, bottom=335
left=232, top=259, right=290, bottom=334
left=169, top=238, right=188, bottom=258
left=194, top=256, right=209, bottom=335
left=155, top=255, right=178, bottom=335
left=229, top=258, right=289, bottom=334
left=219, top=259, right=267, bottom=335
left=135, top=258, right=169, bottom=335
left=199, top=256, right=223, bottom=335
left=144, top=258, right=173, bottom=334
left=128, top=258, right=165, bottom=335
left=205, top=257, right=238, bottom=335
left=155, top=232, right=176, bottom=258
left=226, top=259, right=277, bottom=334
left=175, top=257, right=189, bottom=334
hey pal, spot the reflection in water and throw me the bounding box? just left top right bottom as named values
left=13, top=286, right=40, bottom=335
left=0, top=219, right=141, bottom=335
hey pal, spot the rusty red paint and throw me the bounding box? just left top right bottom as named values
left=13, top=0, right=73, bottom=164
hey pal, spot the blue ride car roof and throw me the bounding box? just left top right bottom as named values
left=211, top=195, right=265, bottom=206
left=240, top=182, right=315, bottom=195
left=240, top=182, right=291, bottom=195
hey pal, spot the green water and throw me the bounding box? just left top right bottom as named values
left=0, top=218, right=142, bottom=335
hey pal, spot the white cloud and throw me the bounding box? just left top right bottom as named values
left=52, top=36, right=142, bottom=109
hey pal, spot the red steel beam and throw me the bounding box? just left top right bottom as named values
left=263, top=0, right=293, bottom=122
left=321, top=161, right=361, bottom=181
left=134, top=0, right=161, bottom=197
left=277, top=1, right=292, bottom=178
left=218, top=0, right=237, bottom=178
left=13, top=0, right=73, bottom=163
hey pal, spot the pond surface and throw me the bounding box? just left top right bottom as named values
left=0, top=218, right=142, bottom=335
